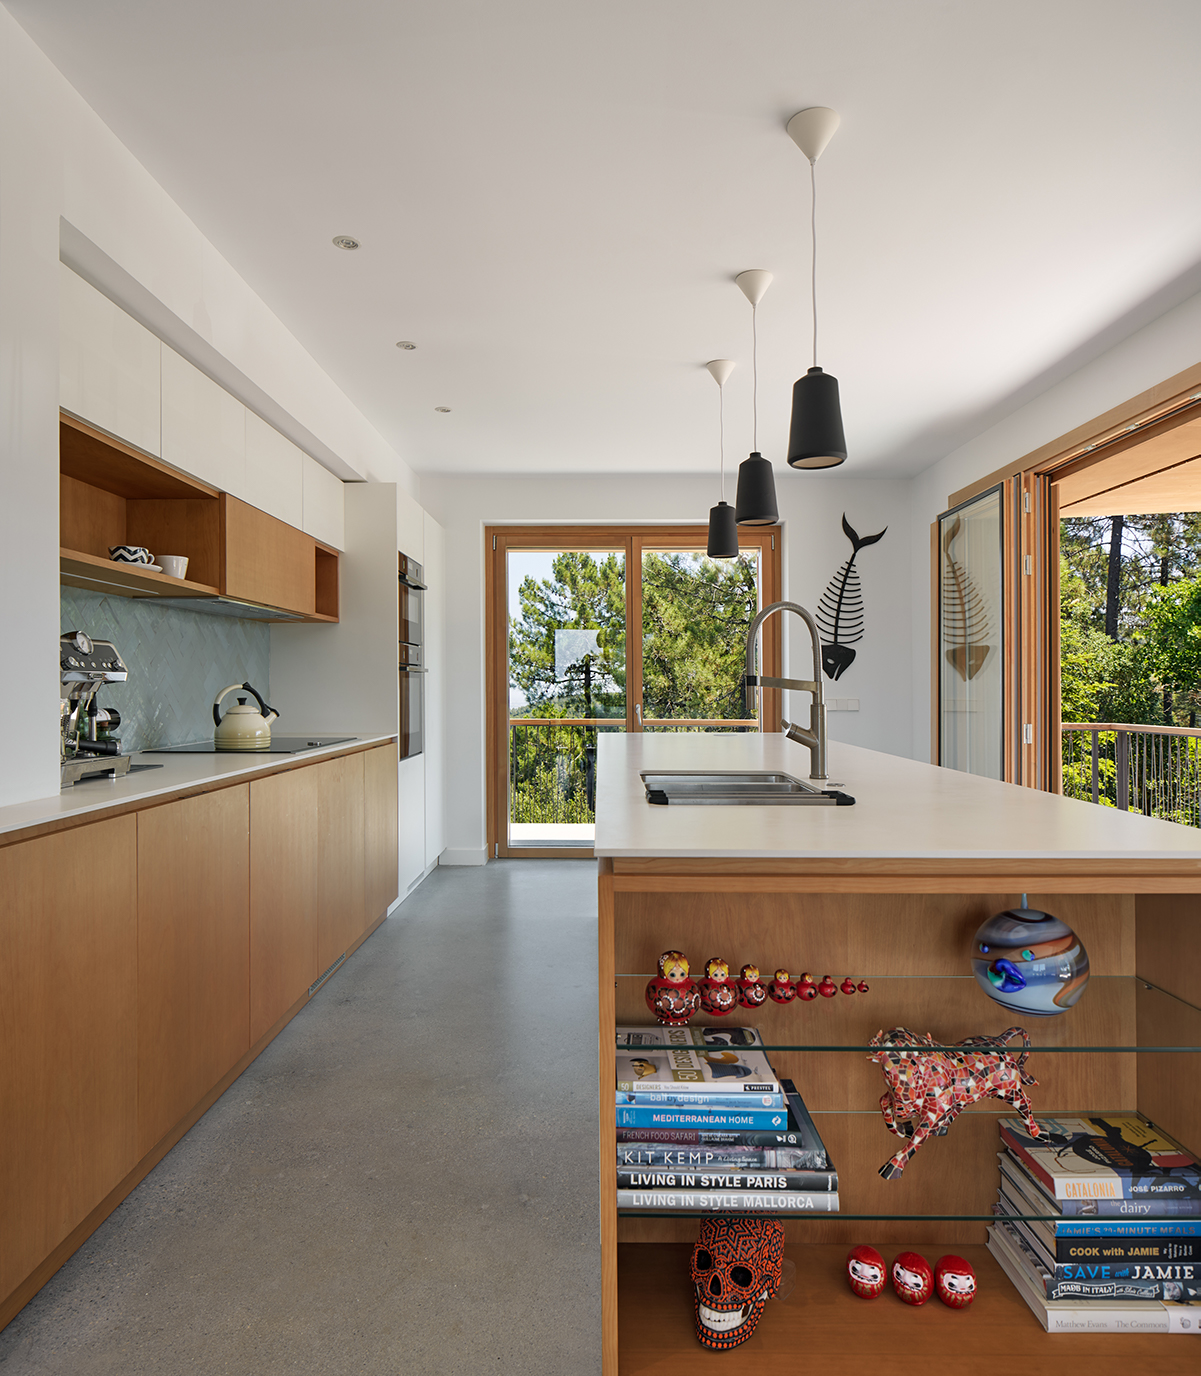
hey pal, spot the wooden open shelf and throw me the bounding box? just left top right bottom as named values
left=618, top=1243, right=1197, bottom=1375
left=60, top=412, right=338, bottom=621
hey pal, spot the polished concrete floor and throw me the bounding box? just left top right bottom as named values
left=0, top=861, right=601, bottom=1375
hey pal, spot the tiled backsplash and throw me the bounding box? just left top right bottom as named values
left=61, top=589, right=270, bottom=752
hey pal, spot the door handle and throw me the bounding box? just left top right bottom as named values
left=634, top=703, right=642, bottom=726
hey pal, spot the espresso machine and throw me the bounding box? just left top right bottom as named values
left=60, top=630, right=132, bottom=785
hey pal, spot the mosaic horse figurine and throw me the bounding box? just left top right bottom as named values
left=869, top=1026, right=1039, bottom=1180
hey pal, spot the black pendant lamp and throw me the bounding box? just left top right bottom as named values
left=786, top=106, right=847, bottom=469
left=733, top=269, right=780, bottom=524
left=705, top=359, right=739, bottom=559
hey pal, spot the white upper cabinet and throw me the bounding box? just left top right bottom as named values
left=161, top=346, right=246, bottom=494
left=59, top=265, right=161, bottom=456
left=396, top=485, right=424, bottom=562
left=301, top=456, right=345, bottom=550
left=244, top=411, right=304, bottom=528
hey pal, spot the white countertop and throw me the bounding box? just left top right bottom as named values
left=0, top=735, right=396, bottom=839
left=593, top=733, right=1201, bottom=861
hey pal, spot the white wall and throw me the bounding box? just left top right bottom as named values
left=908, top=287, right=1201, bottom=764
left=420, top=471, right=910, bottom=863
left=0, top=6, right=417, bottom=807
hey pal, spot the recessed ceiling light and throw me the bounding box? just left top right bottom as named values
left=395, top=341, right=417, bottom=350
left=435, top=406, right=451, bottom=413
left=331, top=235, right=360, bottom=250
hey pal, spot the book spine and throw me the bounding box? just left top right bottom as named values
left=615, top=1125, right=819, bottom=1152
left=1051, top=1218, right=1201, bottom=1239
left=617, top=1169, right=837, bottom=1193
left=999, top=1125, right=1201, bottom=1202
left=616, top=1141, right=830, bottom=1169
left=1050, top=1237, right=1201, bottom=1265
left=1042, top=1273, right=1196, bottom=1302
left=616, top=1090, right=784, bottom=1109
left=616, top=1105, right=789, bottom=1130
left=617, top=1188, right=839, bottom=1213
left=1055, top=1196, right=1201, bottom=1219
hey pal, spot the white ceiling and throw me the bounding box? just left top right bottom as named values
left=10, top=1, right=1201, bottom=479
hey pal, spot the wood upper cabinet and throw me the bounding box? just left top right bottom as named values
left=136, top=787, right=251, bottom=1157
left=222, top=494, right=318, bottom=617
left=315, top=751, right=367, bottom=973
left=250, top=769, right=319, bottom=1044
left=0, top=817, right=139, bottom=1304
left=367, top=742, right=400, bottom=919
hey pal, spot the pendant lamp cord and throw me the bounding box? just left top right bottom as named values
left=810, top=158, right=818, bottom=369
left=719, top=382, right=726, bottom=502
left=752, top=303, right=758, bottom=452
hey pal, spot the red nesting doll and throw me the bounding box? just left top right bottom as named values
left=891, top=1252, right=934, bottom=1306
left=645, top=950, right=700, bottom=1026
left=698, top=957, right=737, bottom=1017
left=846, top=1245, right=886, bottom=1299
left=736, top=964, right=767, bottom=1010
left=797, top=973, right=818, bottom=1001
left=768, top=969, right=797, bottom=1003
left=935, top=1255, right=977, bottom=1308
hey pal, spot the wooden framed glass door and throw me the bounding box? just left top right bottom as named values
left=486, top=526, right=781, bottom=858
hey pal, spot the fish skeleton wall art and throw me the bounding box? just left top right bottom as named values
left=815, top=514, right=887, bottom=680
left=941, top=515, right=993, bottom=681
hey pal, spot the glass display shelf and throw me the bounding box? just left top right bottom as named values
left=614, top=975, right=1201, bottom=1052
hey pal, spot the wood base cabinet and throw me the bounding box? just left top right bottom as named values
left=1, top=740, right=399, bottom=1330
left=0, top=818, right=138, bottom=1305
left=137, top=787, right=251, bottom=1157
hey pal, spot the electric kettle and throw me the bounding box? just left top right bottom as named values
left=213, top=682, right=279, bottom=750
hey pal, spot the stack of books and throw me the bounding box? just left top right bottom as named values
left=614, top=1025, right=837, bottom=1213
left=987, top=1113, right=1201, bottom=1334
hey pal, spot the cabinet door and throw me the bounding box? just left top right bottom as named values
left=316, top=752, right=366, bottom=974
left=250, top=769, right=318, bottom=1044
left=245, top=411, right=304, bottom=529
left=0, top=817, right=138, bottom=1303
left=137, top=787, right=250, bottom=1156
left=302, top=455, right=345, bottom=551
left=222, top=494, right=316, bottom=616
left=161, top=346, right=246, bottom=494
left=59, top=265, right=161, bottom=457
left=398, top=752, right=426, bottom=895
left=364, top=743, right=400, bottom=924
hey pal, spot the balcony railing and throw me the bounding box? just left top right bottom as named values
left=1061, top=722, right=1201, bottom=827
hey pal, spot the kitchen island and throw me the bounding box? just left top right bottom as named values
left=594, top=733, right=1201, bottom=1374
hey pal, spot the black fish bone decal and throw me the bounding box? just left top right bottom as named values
left=816, top=515, right=887, bottom=680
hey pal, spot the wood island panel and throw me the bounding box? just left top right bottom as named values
left=0, top=817, right=138, bottom=1304
left=136, top=786, right=251, bottom=1156
left=249, top=769, right=319, bottom=1044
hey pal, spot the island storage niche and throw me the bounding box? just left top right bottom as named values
left=595, top=733, right=1201, bottom=1374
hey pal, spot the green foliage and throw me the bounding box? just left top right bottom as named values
left=1145, top=576, right=1201, bottom=720
left=506, top=549, right=761, bottom=824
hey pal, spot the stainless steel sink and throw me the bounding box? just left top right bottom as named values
left=641, top=771, right=854, bottom=806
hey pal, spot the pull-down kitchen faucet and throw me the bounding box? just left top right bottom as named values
left=745, top=600, right=828, bottom=781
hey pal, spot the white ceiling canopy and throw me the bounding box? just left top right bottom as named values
left=10, top=0, right=1201, bottom=478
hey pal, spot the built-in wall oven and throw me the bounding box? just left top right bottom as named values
left=399, top=553, right=426, bottom=759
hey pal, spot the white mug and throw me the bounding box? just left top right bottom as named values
left=158, top=555, right=189, bottom=580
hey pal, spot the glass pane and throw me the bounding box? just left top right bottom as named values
left=940, top=490, right=1003, bottom=777
left=507, top=549, right=626, bottom=846
left=641, top=548, right=760, bottom=731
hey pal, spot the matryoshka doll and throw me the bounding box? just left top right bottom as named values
left=768, top=969, right=797, bottom=1004
left=736, top=964, right=767, bottom=1010
left=935, top=1255, right=976, bottom=1308
left=796, top=973, right=818, bottom=1001
left=846, top=1245, right=886, bottom=1299
left=891, top=1252, right=933, bottom=1306
left=698, top=957, right=737, bottom=1016
left=645, top=950, right=700, bottom=1026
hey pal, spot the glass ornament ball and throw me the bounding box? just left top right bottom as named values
left=971, top=906, right=1090, bottom=1016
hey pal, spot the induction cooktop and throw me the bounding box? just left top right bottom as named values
left=143, top=737, right=357, bottom=755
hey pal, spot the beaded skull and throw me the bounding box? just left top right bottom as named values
left=689, top=1216, right=785, bottom=1349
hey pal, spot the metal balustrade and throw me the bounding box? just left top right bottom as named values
left=1061, top=722, right=1201, bottom=827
